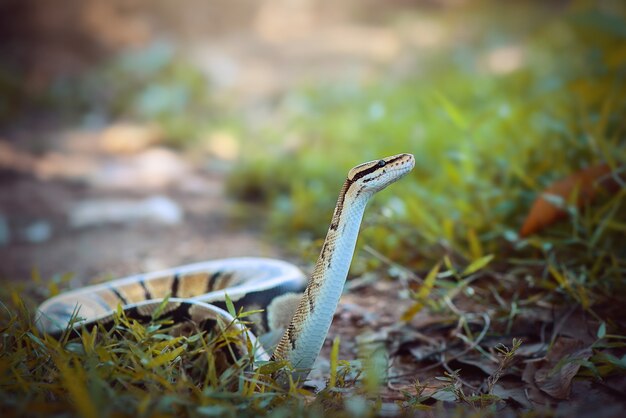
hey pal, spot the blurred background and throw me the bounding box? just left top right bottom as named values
left=0, top=0, right=624, bottom=284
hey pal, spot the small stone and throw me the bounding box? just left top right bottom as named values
left=88, top=147, right=190, bottom=190
left=142, top=196, right=184, bottom=225
left=69, top=195, right=183, bottom=228
left=203, top=130, right=240, bottom=161
left=99, top=123, right=162, bottom=155
left=23, top=220, right=52, bottom=243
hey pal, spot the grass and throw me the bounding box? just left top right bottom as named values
left=1, top=297, right=291, bottom=417
left=229, top=2, right=625, bottom=250
left=2, top=1, right=626, bottom=417
left=0, top=294, right=545, bottom=417
left=226, top=1, right=626, bottom=287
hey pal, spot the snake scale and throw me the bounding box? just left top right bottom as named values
left=37, top=153, right=415, bottom=384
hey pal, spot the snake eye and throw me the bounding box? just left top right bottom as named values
left=377, top=160, right=386, bottom=168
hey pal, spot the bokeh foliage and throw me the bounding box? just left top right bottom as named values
left=228, top=1, right=625, bottom=270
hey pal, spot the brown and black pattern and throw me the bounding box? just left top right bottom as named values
left=38, top=260, right=305, bottom=344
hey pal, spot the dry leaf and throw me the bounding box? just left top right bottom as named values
left=520, top=164, right=622, bottom=237
left=492, top=383, right=533, bottom=409
left=532, top=337, right=592, bottom=400
left=408, top=343, right=444, bottom=363
left=453, top=353, right=499, bottom=375
left=522, top=360, right=553, bottom=406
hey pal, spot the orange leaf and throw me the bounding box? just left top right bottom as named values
left=519, top=164, right=622, bottom=237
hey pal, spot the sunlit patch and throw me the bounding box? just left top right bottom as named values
left=403, top=19, right=446, bottom=48
left=482, top=45, right=525, bottom=74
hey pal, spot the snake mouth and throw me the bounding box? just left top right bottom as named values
left=394, top=153, right=415, bottom=174
left=382, top=153, right=414, bottom=188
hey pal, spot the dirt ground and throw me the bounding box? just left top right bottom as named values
left=0, top=152, right=280, bottom=283
left=0, top=0, right=415, bottom=280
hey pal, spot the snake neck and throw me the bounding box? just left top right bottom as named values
left=310, top=182, right=369, bottom=310
left=272, top=179, right=371, bottom=379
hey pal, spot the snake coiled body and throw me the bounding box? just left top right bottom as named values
left=37, top=153, right=415, bottom=384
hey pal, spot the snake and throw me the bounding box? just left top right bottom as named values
left=37, top=153, right=415, bottom=384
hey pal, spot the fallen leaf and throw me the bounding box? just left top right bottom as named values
left=533, top=337, right=592, bottom=400
left=492, top=383, right=533, bottom=409
left=453, top=353, right=499, bottom=376
left=408, top=343, right=444, bottom=363
left=520, top=164, right=623, bottom=237
left=562, top=379, right=626, bottom=417
left=514, top=342, right=548, bottom=358
left=522, top=360, right=553, bottom=406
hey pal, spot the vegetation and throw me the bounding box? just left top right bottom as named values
left=1, top=1, right=625, bottom=417
left=228, top=2, right=625, bottom=264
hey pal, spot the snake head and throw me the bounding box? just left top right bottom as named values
left=347, top=153, right=415, bottom=194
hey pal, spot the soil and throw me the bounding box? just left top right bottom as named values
left=0, top=0, right=421, bottom=312
left=0, top=165, right=281, bottom=283
left=0, top=0, right=402, bottom=281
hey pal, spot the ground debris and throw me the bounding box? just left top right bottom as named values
left=69, top=195, right=183, bottom=227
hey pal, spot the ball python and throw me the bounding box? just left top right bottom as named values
left=37, top=153, right=415, bottom=384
